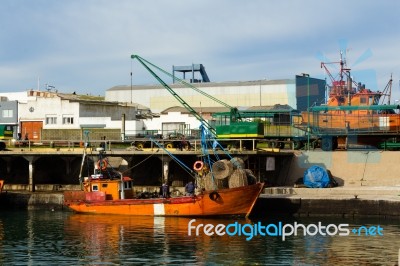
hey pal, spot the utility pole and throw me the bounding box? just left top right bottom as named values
left=302, top=73, right=310, bottom=151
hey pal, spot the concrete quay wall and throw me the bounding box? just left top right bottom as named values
left=0, top=192, right=65, bottom=211
left=285, top=150, right=400, bottom=187
left=2, top=190, right=400, bottom=218
left=255, top=150, right=400, bottom=218
left=253, top=196, right=400, bottom=218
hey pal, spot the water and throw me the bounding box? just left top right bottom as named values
left=0, top=210, right=398, bottom=265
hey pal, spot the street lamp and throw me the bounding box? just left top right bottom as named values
left=302, top=73, right=310, bottom=151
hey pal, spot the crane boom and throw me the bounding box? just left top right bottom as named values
left=131, top=54, right=216, bottom=136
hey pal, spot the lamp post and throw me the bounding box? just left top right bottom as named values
left=302, top=73, right=310, bottom=151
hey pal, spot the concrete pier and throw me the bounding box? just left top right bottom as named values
left=0, top=147, right=292, bottom=191
left=252, top=186, right=400, bottom=218
left=252, top=150, right=400, bottom=218
left=2, top=148, right=400, bottom=217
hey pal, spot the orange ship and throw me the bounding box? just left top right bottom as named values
left=299, top=52, right=398, bottom=150
left=64, top=178, right=263, bottom=217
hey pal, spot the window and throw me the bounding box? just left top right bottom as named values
left=62, top=116, right=74, bottom=125
left=45, top=115, right=57, bottom=125
left=124, top=181, right=132, bottom=189
left=2, top=109, right=13, bottom=118
left=92, top=185, right=99, bottom=191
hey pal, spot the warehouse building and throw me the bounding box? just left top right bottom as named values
left=106, top=75, right=326, bottom=136
left=106, top=76, right=325, bottom=113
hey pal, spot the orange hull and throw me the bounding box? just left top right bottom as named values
left=302, top=112, right=400, bottom=133
left=64, top=183, right=264, bottom=217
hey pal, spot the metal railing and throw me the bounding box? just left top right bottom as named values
left=3, top=138, right=298, bottom=152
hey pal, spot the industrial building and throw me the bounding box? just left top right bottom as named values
left=106, top=75, right=326, bottom=136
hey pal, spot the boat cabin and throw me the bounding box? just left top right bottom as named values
left=83, top=175, right=134, bottom=200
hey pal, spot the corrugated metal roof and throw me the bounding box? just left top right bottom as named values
left=107, top=79, right=295, bottom=92
left=56, top=92, right=151, bottom=111
left=57, top=93, right=104, bottom=101
left=246, top=104, right=296, bottom=111
left=161, top=106, right=229, bottom=114
left=161, top=104, right=297, bottom=114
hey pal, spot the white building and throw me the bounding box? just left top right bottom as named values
left=142, top=106, right=229, bottom=137
left=16, top=90, right=151, bottom=141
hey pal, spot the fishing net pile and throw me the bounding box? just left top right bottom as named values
left=200, top=157, right=257, bottom=190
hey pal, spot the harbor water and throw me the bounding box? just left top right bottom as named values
left=0, top=210, right=398, bottom=265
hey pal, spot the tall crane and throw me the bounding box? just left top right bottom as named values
left=130, top=55, right=242, bottom=136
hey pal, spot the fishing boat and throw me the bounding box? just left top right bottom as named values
left=64, top=182, right=263, bottom=217
left=64, top=125, right=264, bottom=217
left=0, top=180, right=4, bottom=193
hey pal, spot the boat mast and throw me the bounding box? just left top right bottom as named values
left=379, top=74, right=393, bottom=105
left=78, top=130, right=90, bottom=188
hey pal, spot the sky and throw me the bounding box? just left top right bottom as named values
left=1, top=0, right=400, bottom=101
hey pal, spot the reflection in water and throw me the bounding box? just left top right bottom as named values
left=64, top=214, right=240, bottom=264
left=0, top=211, right=398, bottom=264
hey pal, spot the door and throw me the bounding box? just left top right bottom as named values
left=20, top=121, right=43, bottom=141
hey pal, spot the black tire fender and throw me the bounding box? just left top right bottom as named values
left=209, top=191, right=220, bottom=201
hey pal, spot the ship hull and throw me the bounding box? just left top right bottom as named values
left=64, top=182, right=264, bottom=217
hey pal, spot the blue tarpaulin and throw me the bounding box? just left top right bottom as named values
left=303, top=165, right=330, bottom=188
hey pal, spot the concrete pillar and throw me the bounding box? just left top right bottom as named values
left=163, top=161, right=168, bottom=182
left=23, top=156, right=36, bottom=192
left=29, top=162, right=34, bottom=192
left=2, top=157, right=12, bottom=175
left=121, top=113, right=126, bottom=141
left=61, top=157, right=73, bottom=175
left=160, top=157, right=172, bottom=182
left=120, top=157, right=131, bottom=176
